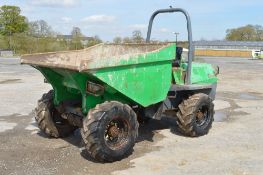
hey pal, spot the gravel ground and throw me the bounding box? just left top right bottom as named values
left=0, top=57, right=262, bottom=175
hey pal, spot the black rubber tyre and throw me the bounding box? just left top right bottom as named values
left=35, top=90, right=76, bottom=138
left=176, top=93, right=214, bottom=137
left=81, top=101, right=139, bottom=162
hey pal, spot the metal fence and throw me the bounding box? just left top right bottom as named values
left=194, top=41, right=263, bottom=51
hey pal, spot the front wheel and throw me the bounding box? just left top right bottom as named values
left=176, top=93, right=214, bottom=137
left=81, top=101, right=139, bottom=162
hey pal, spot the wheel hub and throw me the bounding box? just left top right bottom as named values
left=196, top=106, right=209, bottom=127
left=196, top=111, right=204, bottom=120
left=104, top=119, right=129, bottom=150
left=108, top=125, right=120, bottom=138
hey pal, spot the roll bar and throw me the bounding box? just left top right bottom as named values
left=146, top=8, right=193, bottom=85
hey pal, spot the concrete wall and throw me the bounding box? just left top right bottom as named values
left=195, top=49, right=251, bottom=58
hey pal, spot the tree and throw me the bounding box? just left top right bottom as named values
left=254, top=25, right=263, bottom=41
left=0, top=5, right=28, bottom=36
left=132, top=30, right=144, bottom=43
left=28, top=20, right=53, bottom=37
left=10, top=33, right=35, bottom=54
left=71, top=27, right=82, bottom=37
left=26, top=20, right=54, bottom=53
left=86, top=35, right=102, bottom=47
left=0, top=34, right=8, bottom=49
left=113, top=36, right=122, bottom=44
left=70, top=27, right=83, bottom=50
left=0, top=5, right=28, bottom=49
left=122, top=37, right=132, bottom=43
left=225, top=25, right=263, bottom=41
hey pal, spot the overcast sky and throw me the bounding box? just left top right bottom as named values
left=1, top=0, right=262, bottom=41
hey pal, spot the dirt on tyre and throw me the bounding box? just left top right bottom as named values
left=35, top=90, right=76, bottom=138
left=81, top=101, right=139, bottom=162
left=176, top=93, right=214, bottom=137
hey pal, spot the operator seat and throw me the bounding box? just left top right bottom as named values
left=172, top=47, right=183, bottom=67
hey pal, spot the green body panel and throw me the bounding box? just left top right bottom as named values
left=172, top=68, right=185, bottom=85
left=92, top=45, right=175, bottom=107
left=94, top=61, right=172, bottom=107
left=36, top=44, right=176, bottom=114
left=173, top=62, right=218, bottom=85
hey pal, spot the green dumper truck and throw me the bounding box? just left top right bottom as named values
left=21, top=8, right=219, bottom=162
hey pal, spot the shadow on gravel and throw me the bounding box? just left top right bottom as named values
left=136, top=116, right=183, bottom=142
left=63, top=129, right=83, bottom=147
left=37, top=132, right=50, bottom=138
left=78, top=116, right=183, bottom=162
left=162, top=116, right=184, bottom=136
left=35, top=115, right=183, bottom=163
left=78, top=116, right=183, bottom=163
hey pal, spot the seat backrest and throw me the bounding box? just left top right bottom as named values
left=172, top=47, right=183, bottom=67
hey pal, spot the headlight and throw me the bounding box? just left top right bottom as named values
left=86, top=81, right=104, bottom=96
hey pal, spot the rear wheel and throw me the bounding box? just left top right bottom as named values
left=81, top=101, right=139, bottom=162
left=176, top=93, right=214, bottom=137
left=35, top=90, right=76, bottom=138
